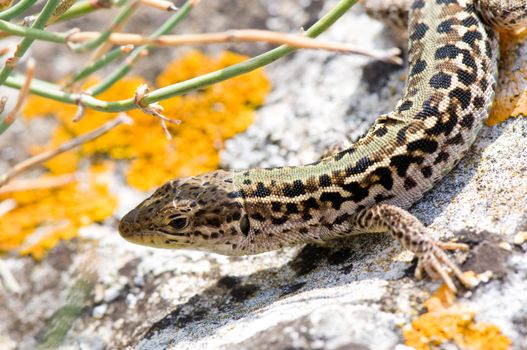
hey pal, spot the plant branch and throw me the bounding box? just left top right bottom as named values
left=0, top=22, right=400, bottom=63
left=0, top=0, right=37, bottom=20
left=61, top=29, right=401, bottom=63
left=4, top=0, right=359, bottom=113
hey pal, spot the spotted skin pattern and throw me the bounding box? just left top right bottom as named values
left=119, top=0, right=527, bottom=292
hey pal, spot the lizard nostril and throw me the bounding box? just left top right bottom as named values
left=119, top=209, right=139, bottom=238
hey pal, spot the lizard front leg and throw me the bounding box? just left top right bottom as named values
left=349, top=204, right=471, bottom=292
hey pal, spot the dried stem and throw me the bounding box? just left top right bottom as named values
left=0, top=22, right=400, bottom=63
left=64, top=29, right=401, bottom=63
left=140, top=0, right=177, bottom=11
left=0, top=173, right=77, bottom=194
left=0, top=114, right=132, bottom=187
left=0, top=58, right=35, bottom=134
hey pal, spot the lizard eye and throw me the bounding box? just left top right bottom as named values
left=169, top=216, right=188, bottom=230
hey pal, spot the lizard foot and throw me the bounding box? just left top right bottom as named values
left=350, top=204, right=473, bottom=292
left=415, top=241, right=472, bottom=293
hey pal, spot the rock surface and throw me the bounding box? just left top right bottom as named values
left=1, top=1, right=527, bottom=350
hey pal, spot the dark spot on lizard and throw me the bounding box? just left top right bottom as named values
left=282, top=180, right=307, bottom=197
left=319, top=174, right=332, bottom=187
left=271, top=216, right=288, bottom=225
left=319, top=192, right=347, bottom=210
left=285, top=203, right=299, bottom=214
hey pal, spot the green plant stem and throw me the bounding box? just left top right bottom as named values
left=69, top=47, right=131, bottom=85
left=0, top=0, right=61, bottom=85
left=88, top=0, right=197, bottom=96
left=72, top=2, right=137, bottom=53
left=0, top=0, right=37, bottom=20
left=4, top=0, right=357, bottom=113
left=0, top=18, right=67, bottom=43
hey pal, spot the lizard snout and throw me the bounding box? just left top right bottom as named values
left=118, top=208, right=140, bottom=240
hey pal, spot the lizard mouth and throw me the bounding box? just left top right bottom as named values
left=119, top=210, right=179, bottom=247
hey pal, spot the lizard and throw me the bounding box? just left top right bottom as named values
left=118, top=0, right=527, bottom=292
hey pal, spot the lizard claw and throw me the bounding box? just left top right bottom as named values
left=415, top=242, right=472, bottom=293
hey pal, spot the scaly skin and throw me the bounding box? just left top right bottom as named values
left=119, top=0, right=527, bottom=292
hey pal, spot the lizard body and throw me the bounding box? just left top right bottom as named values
left=119, top=0, right=527, bottom=291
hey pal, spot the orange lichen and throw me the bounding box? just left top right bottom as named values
left=487, top=28, right=527, bottom=126
left=403, top=285, right=512, bottom=350
left=0, top=165, right=117, bottom=260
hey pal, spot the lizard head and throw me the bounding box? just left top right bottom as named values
left=118, top=170, right=247, bottom=254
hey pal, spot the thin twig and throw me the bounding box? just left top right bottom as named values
left=0, top=173, right=77, bottom=194
left=0, top=114, right=132, bottom=187
left=62, top=29, right=403, bottom=63
left=2, top=58, right=34, bottom=123
left=1, top=18, right=399, bottom=62
left=140, top=0, right=177, bottom=11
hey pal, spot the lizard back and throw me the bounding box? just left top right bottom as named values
left=229, top=0, right=498, bottom=250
